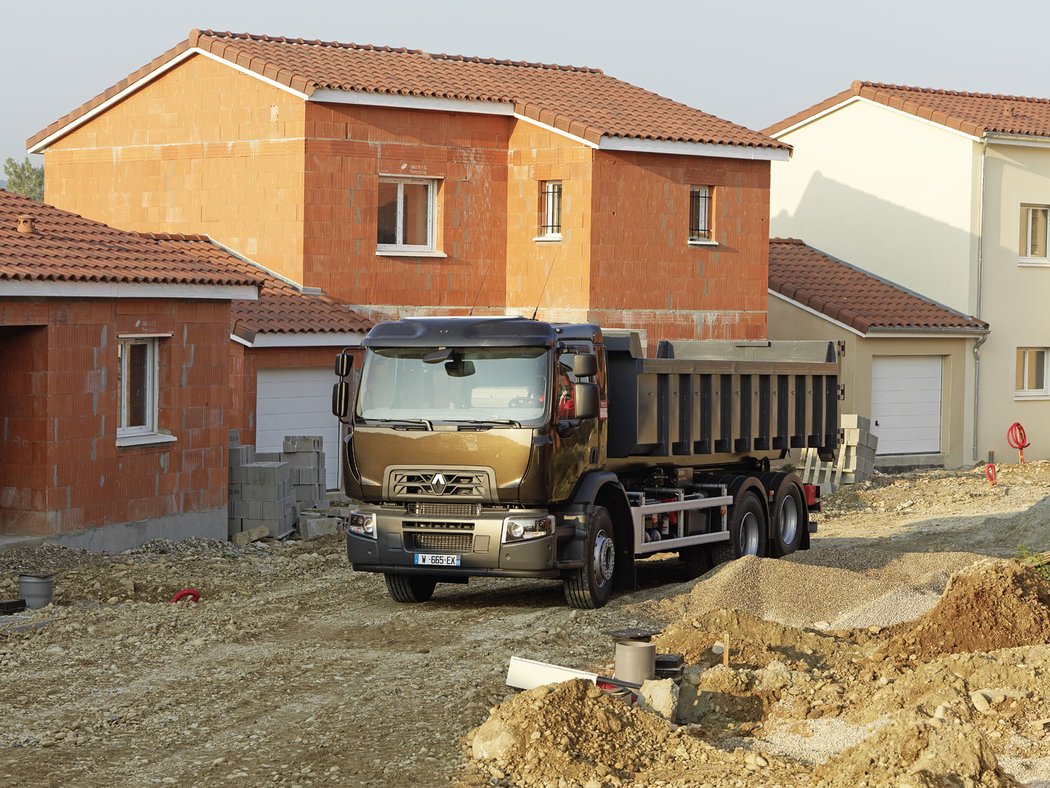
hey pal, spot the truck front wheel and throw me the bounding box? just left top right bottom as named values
left=711, top=491, right=768, bottom=565
left=384, top=573, right=437, bottom=603
left=563, top=505, right=615, bottom=610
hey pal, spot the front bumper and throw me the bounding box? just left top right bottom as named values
left=346, top=506, right=579, bottom=577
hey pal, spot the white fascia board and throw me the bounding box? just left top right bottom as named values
left=770, top=95, right=981, bottom=142
left=599, top=136, right=790, bottom=161
left=29, top=47, right=308, bottom=154
left=309, top=88, right=514, bottom=117
left=0, top=281, right=258, bottom=301
left=230, top=334, right=253, bottom=348
left=985, top=133, right=1050, bottom=149
left=249, top=332, right=364, bottom=348
left=769, top=290, right=866, bottom=337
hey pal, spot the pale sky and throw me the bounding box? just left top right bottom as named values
left=3, top=0, right=1049, bottom=166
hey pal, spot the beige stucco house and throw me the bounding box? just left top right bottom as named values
left=767, top=82, right=1050, bottom=464
left=768, top=239, right=987, bottom=468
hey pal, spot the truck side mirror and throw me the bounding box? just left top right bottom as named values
left=573, top=353, right=598, bottom=378
left=332, top=381, right=352, bottom=420
left=335, top=352, right=354, bottom=378
left=573, top=383, right=599, bottom=419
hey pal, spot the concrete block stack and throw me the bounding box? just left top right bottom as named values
left=228, top=432, right=298, bottom=540
left=283, top=436, right=327, bottom=511
left=798, top=414, right=879, bottom=494
left=838, top=414, right=878, bottom=484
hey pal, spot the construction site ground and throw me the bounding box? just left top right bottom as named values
left=2, top=461, right=1050, bottom=787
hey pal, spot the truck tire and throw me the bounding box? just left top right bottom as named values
left=384, top=573, right=437, bottom=603
left=563, top=505, right=615, bottom=610
left=769, top=478, right=805, bottom=557
left=711, top=491, right=767, bottom=566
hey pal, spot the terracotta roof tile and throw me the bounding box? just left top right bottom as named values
left=765, top=80, right=1050, bottom=139
left=142, top=234, right=373, bottom=336
left=0, top=190, right=257, bottom=288
left=768, top=238, right=989, bottom=334
left=29, top=29, right=787, bottom=152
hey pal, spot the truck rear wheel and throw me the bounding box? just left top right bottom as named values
left=563, top=505, right=615, bottom=610
left=384, top=573, right=437, bottom=603
left=711, top=491, right=768, bottom=566
left=769, top=478, right=804, bottom=557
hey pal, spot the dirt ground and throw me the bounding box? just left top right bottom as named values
left=1, top=461, right=1050, bottom=787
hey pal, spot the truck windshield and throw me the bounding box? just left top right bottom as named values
left=355, top=347, right=550, bottom=426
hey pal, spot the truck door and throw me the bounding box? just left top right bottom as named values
left=551, top=344, right=601, bottom=501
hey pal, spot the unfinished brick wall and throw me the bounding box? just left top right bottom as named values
left=588, top=150, right=770, bottom=341
left=303, top=103, right=511, bottom=317
left=505, top=121, right=593, bottom=320
left=43, top=54, right=307, bottom=282
left=0, top=326, right=49, bottom=534
left=0, top=298, right=232, bottom=537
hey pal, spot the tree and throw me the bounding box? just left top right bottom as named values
left=3, top=157, right=43, bottom=201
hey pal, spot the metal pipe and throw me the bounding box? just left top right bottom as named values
left=973, top=139, right=988, bottom=463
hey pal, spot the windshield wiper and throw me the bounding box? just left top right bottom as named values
left=444, top=419, right=522, bottom=430
left=367, top=418, right=433, bottom=431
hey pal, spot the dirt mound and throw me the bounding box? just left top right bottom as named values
left=468, top=679, right=679, bottom=785
left=654, top=608, right=845, bottom=670
left=879, top=560, right=1050, bottom=661
left=813, top=714, right=1019, bottom=787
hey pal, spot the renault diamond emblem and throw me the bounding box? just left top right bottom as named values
left=431, top=473, right=448, bottom=495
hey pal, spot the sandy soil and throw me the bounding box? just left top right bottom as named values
left=1, top=462, right=1049, bottom=787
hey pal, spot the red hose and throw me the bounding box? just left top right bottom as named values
left=985, top=463, right=997, bottom=486
left=1007, top=422, right=1030, bottom=464
left=170, top=588, right=201, bottom=603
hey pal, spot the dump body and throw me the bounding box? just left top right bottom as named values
left=605, top=333, right=840, bottom=474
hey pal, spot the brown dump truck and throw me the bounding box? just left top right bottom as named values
left=332, top=317, right=841, bottom=609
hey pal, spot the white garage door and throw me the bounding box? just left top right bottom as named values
left=256, top=368, right=340, bottom=490
left=871, top=356, right=942, bottom=455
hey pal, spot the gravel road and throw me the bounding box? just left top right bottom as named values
left=1, top=462, right=1048, bottom=787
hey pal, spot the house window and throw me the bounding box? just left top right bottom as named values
left=377, top=178, right=437, bottom=252
left=1015, top=347, right=1049, bottom=398
left=689, top=186, right=714, bottom=242
left=1019, top=205, right=1049, bottom=262
left=538, top=181, right=562, bottom=239
left=117, top=338, right=158, bottom=436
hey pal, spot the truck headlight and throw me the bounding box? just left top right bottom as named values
left=348, top=511, right=377, bottom=538
left=502, top=515, right=555, bottom=543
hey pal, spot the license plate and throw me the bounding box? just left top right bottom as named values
left=413, top=553, right=461, bottom=567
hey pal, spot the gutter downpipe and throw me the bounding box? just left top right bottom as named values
left=972, top=138, right=988, bottom=464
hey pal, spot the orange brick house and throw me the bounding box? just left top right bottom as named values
left=0, top=191, right=371, bottom=546
left=29, top=29, right=790, bottom=343
left=0, top=190, right=258, bottom=547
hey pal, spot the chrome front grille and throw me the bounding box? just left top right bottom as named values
left=408, top=502, right=482, bottom=518
left=405, top=532, right=473, bottom=553
left=387, top=468, right=492, bottom=500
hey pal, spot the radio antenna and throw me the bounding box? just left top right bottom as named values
left=466, top=252, right=495, bottom=317
left=530, top=246, right=561, bottom=321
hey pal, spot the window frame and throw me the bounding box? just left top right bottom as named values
left=1015, top=347, right=1050, bottom=399
left=1019, top=204, right=1050, bottom=265
left=688, top=185, right=716, bottom=245
left=535, top=180, right=563, bottom=242
left=376, top=176, right=439, bottom=255
left=116, top=335, right=175, bottom=447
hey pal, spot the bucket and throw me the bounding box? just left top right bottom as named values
left=19, top=575, right=54, bottom=609
left=614, top=640, right=656, bottom=685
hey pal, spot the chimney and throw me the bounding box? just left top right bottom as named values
left=16, top=215, right=35, bottom=235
